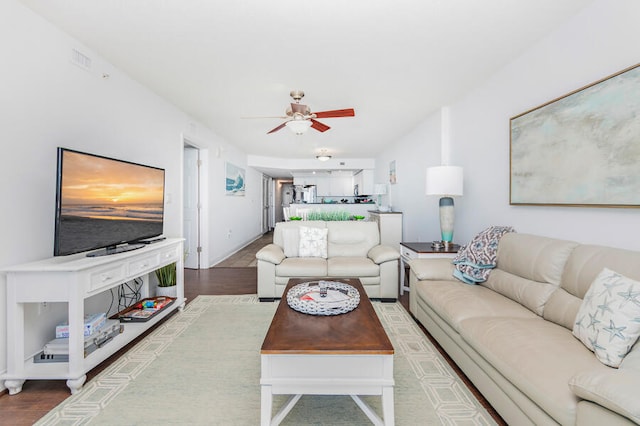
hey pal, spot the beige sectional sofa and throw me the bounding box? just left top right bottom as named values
left=256, top=220, right=400, bottom=301
left=408, top=232, right=640, bottom=426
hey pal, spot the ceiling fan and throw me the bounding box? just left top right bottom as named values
left=253, top=90, right=355, bottom=135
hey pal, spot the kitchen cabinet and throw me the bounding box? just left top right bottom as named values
left=329, top=175, right=353, bottom=196
left=354, top=170, right=374, bottom=195
left=315, top=178, right=331, bottom=196
left=293, top=176, right=316, bottom=186
left=295, top=173, right=355, bottom=197
left=314, top=175, right=353, bottom=196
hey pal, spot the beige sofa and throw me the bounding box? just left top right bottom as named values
left=256, top=220, right=400, bottom=301
left=409, top=233, right=640, bottom=426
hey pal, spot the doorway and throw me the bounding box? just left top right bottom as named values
left=275, top=179, right=294, bottom=223
left=182, top=140, right=209, bottom=269
left=262, top=175, right=271, bottom=233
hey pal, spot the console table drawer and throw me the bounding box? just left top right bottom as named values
left=129, top=254, right=160, bottom=275
left=89, top=264, right=126, bottom=291
left=159, top=247, right=180, bottom=263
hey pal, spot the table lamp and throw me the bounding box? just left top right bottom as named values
left=425, top=166, right=463, bottom=244
left=374, top=184, right=387, bottom=210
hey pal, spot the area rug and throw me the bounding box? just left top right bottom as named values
left=36, top=295, right=497, bottom=425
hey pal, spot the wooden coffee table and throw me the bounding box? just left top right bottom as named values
left=260, top=278, right=395, bottom=426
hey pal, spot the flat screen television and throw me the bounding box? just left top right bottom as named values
left=54, top=148, right=165, bottom=257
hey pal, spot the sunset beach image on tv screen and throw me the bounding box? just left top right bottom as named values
left=56, top=150, right=165, bottom=255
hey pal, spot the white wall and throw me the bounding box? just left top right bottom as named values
left=205, top=140, right=264, bottom=266
left=0, top=0, right=263, bottom=388
left=373, top=112, right=443, bottom=243
left=376, top=0, right=640, bottom=251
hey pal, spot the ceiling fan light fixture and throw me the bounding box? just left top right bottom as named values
left=316, top=150, right=332, bottom=161
left=285, top=119, right=312, bottom=135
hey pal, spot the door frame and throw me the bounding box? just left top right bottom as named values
left=182, top=135, right=209, bottom=269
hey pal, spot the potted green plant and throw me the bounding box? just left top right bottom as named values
left=155, top=262, right=177, bottom=297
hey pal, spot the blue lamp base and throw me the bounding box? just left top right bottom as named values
left=439, top=197, right=455, bottom=243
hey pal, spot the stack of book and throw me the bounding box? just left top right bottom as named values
left=34, top=316, right=123, bottom=363
left=55, top=312, right=107, bottom=338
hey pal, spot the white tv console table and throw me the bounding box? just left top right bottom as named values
left=2, top=238, right=185, bottom=395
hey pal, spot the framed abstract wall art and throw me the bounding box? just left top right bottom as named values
left=225, top=162, right=246, bottom=196
left=510, top=63, right=640, bottom=207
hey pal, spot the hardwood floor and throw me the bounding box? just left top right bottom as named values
left=0, top=236, right=505, bottom=425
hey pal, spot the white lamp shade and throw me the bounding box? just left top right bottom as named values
left=374, top=184, right=387, bottom=195
left=285, top=120, right=312, bottom=135
left=425, top=166, right=463, bottom=196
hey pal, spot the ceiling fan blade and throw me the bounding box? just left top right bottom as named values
left=313, top=108, right=355, bottom=118
left=290, top=103, right=309, bottom=114
left=310, top=119, right=331, bottom=132
left=241, top=115, right=288, bottom=119
left=267, top=122, right=288, bottom=134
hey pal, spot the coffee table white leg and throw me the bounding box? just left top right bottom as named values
left=271, top=394, right=302, bottom=426
left=351, top=395, right=384, bottom=426
left=261, top=385, right=273, bottom=426
left=382, top=386, right=395, bottom=426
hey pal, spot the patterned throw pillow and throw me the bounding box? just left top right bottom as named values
left=298, top=226, right=328, bottom=258
left=573, top=268, right=640, bottom=368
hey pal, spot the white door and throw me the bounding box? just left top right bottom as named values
left=183, top=146, right=200, bottom=269
left=262, top=175, right=270, bottom=233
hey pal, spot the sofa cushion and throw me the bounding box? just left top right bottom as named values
left=482, top=269, right=558, bottom=316
left=545, top=244, right=640, bottom=330
left=569, top=369, right=640, bottom=424
left=276, top=257, right=327, bottom=277
left=327, top=257, right=379, bottom=277
left=572, top=268, right=640, bottom=368
left=273, top=221, right=326, bottom=248
left=459, top=316, right=608, bottom=426
left=327, top=221, right=379, bottom=257
left=282, top=228, right=300, bottom=257
left=409, top=258, right=455, bottom=281
left=255, top=244, right=285, bottom=264
left=298, top=226, right=328, bottom=258
left=481, top=233, right=577, bottom=316
left=413, top=280, right=537, bottom=333
left=367, top=245, right=400, bottom=264
left=494, top=233, right=577, bottom=285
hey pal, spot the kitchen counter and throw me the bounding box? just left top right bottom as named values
left=289, top=203, right=376, bottom=218
left=291, top=202, right=375, bottom=205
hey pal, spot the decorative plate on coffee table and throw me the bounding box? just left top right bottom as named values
left=287, top=281, right=360, bottom=316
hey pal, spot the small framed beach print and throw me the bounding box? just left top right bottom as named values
left=225, top=162, right=246, bottom=196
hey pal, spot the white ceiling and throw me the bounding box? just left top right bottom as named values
left=20, top=0, right=593, bottom=164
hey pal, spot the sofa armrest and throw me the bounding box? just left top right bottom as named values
left=256, top=244, right=285, bottom=265
left=569, top=369, right=640, bottom=424
left=368, top=245, right=400, bottom=264
left=408, top=258, right=456, bottom=281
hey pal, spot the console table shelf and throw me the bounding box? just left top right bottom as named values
left=2, top=238, right=185, bottom=395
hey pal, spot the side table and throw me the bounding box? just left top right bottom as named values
left=399, top=242, right=460, bottom=295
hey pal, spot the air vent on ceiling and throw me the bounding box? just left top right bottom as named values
left=70, top=48, right=91, bottom=70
